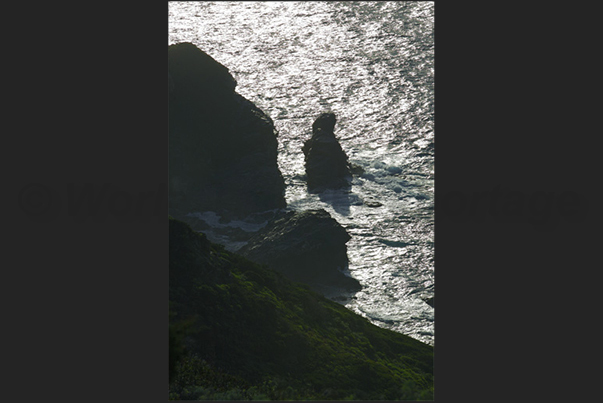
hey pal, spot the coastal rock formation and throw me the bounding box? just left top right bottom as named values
left=168, top=42, right=286, bottom=220
left=238, top=209, right=362, bottom=293
left=302, top=112, right=352, bottom=192
left=423, top=296, right=434, bottom=308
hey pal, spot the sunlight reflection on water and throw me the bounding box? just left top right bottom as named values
left=169, top=1, right=434, bottom=345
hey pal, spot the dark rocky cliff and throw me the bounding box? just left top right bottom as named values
left=238, top=209, right=362, bottom=294
left=168, top=42, right=286, bottom=220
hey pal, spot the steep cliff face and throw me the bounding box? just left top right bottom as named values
left=168, top=43, right=286, bottom=220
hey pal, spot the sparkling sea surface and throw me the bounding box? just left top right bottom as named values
left=169, top=1, right=434, bottom=345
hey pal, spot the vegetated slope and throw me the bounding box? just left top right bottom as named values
left=169, top=216, right=433, bottom=400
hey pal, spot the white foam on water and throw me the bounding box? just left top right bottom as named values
left=187, top=211, right=270, bottom=233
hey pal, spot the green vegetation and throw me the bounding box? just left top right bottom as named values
left=169, top=216, right=433, bottom=400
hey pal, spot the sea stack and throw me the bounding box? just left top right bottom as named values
left=302, top=112, right=352, bottom=192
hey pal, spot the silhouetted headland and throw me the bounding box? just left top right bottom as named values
left=168, top=42, right=286, bottom=220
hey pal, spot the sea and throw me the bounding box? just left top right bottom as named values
left=168, top=1, right=434, bottom=346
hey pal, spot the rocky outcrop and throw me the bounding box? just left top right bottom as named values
left=168, top=42, right=286, bottom=220
left=423, top=297, right=434, bottom=308
left=302, top=112, right=352, bottom=192
left=168, top=45, right=358, bottom=294
left=238, top=209, right=361, bottom=293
